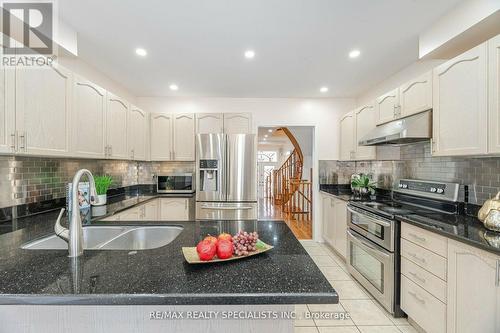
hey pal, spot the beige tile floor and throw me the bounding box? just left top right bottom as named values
left=296, top=240, right=419, bottom=333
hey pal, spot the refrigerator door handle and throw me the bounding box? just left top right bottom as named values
left=200, top=204, right=253, bottom=210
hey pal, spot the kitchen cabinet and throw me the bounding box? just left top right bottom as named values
left=135, top=199, right=159, bottom=220
left=339, top=111, right=355, bottom=161
left=321, top=194, right=347, bottom=259
left=354, top=103, right=376, bottom=160
left=72, top=76, right=107, bottom=158
left=150, top=113, right=173, bottom=160
left=447, top=240, right=500, bottom=333
left=106, top=93, right=129, bottom=159
left=0, top=67, right=14, bottom=154
left=196, top=113, right=223, bottom=133
left=159, top=198, right=189, bottom=221
left=15, top=64, right=72, bottom=156
left=376, top=88, right=399, bottom=125
left=400, top=71, right=432, bottom=118
left=489, top=34, right=500, bottom=154
left=128, top=105, right=147, bottom=160
left=223, top=113, right=252, bottom=134
left=432, top=42, right=488, bottom=156
left=173, top=113, right=195, bottom=161
left=322, top=194, right=335, bottom=247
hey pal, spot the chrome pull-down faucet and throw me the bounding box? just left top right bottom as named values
left=54, top=169, right=100, bottom=257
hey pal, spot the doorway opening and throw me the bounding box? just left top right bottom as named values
left=257, top=126, right=313, bottom=239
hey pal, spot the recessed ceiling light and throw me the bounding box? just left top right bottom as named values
left=244, top=50, right=256, bottom=59
left=169, top=84, right=179, bottom=91
left=135, top=48, right=147, bottom=57
left=320, top=86, right=329, bottom=93
left=349, top=49, right=361, bottom=59
left=263, top=138, right=267, bottom=141
left=264, top=135, right=268, bottom=138
left=268, top=129, right=273, bottom=133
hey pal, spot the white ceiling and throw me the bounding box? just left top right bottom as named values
left=59, top=0, right=462, bottom=98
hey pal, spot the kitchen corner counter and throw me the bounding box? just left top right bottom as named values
left=0, top=217, right=338, bottom=305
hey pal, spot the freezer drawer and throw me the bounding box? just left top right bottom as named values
left=196, top=202, right=257, bottom=220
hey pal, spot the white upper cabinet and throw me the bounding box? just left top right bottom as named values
left=447, top=240, right=500, bottom=333
left=223, top=113, right=252, bottom=134
left=15, top=64, right=72, bottom=156
left=196, top=113, right=223, bottom=133
left=150, top=113, right=173, bottom=161
left=489, top=34, right=500, bottom=154
left=128, top=105, right=147, bottom=160
left=0, top=68, right=14, bottom=154
left=173, top=113, right=195, bottom=161
left=339, top=111, right=355, bottom=161
left=432, top=42, right=488, bottom=156
left=376, top=88, right=400, bottom=125
left=400, top=71, right=432, bottom=117
left=106, top=93, right=129, bottom=159
left=72, top=76, right=107, bottom=158
left=354, top=103, right=376, bottom=160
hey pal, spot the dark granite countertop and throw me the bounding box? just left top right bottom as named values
left=0, top=193, right=337, bottom=305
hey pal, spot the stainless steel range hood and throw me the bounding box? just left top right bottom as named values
left=359, top=110, right=432, bottom=146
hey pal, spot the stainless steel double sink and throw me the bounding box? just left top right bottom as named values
left=21, top=225, right=184, bottom=251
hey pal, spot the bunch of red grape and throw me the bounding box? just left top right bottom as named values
left=233, top=231, right=259, bottom=256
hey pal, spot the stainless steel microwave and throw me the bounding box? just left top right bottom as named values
left=157, top=173, right=194, bottom=193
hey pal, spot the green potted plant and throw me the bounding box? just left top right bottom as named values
left=351, top=174, right=377, bottom=197
left=94, top=175, right=113, bottom=205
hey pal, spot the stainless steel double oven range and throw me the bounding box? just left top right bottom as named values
left=346, top=179, right=460, bottom=317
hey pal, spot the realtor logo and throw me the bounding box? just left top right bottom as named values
left=2, top=2, right=53, bottom=55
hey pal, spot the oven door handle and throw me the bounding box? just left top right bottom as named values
left=347, top=229, right=392, bottom=260
left=347, top=206, right=391, bottom=227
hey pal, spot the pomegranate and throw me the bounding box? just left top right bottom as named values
left=196, top=240, right=216, bottom=261
left=216, top=239, right=233, bottom=259
left=204, top=235, right=218, bottom=246
left=218, top=233, right=232, bottom=242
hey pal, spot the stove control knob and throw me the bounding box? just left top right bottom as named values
left=436, top=188, right=444, bottom=194
left=430, top=187, right=437, bottom=193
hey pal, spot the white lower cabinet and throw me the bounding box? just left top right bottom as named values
left=321, top=194, right=347, bottom=259
left=446, top=240, right=500, bottom=333
left=159, top=198, right=190, bottom=221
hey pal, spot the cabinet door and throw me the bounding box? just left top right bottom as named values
left=400, top=71, right=432, bottom=117
left=16, top=64, right=72, bottom=156
left=376, top=88, right=399, bottom=125
left=173, top=113, right=195, bottom=161
left=354, top=103, right=376, bottom=160
left=339, top=111, right=355, bottom=161
left=432, top=42, right=488, bottom=156
left=128, top=106, right=147, bottom=160
left=106, top=93, right=129, bottom=159
left=333, top=199, right=347, bottom=259
left=143, top=200, right=159, bottom=220
left=150, top=113, right=173, bottom=161
left=447, top=240, right=500, bottom=333
left=489, top=34, right=500, bottom=154
left=72, top=76, right=106, bottom=158
left=0, top=67, right=15, bottom=154
left=224, top=113, right=252, bottom=134
left=160, top=198, right=189, bottom=221
left=195, top=113, right=223, bottom=133
left=322, top=196, right=335, bottom=247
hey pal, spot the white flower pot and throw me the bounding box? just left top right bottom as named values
left=93, top=194, right=107, bottom=206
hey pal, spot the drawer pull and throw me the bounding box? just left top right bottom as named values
left=408, top=271, right=426, bottom=284
left=408, top=233, right=426, bottom=242
left=409, top=291, right=426, bottom=304
left=407, top=252, right=426, bottom=264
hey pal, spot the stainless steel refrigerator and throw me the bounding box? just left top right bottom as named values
left=195, top=133, right=257, bottom=220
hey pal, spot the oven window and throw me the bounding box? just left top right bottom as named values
left=352, top=215, right=384, bottom=239
left=350, top=242, right=384, bottom=293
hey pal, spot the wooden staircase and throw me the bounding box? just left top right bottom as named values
left=265, top=128, right=312, bottom=225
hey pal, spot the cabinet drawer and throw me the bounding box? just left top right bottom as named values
left=401, top=257, right=447, bottom=303
left=401, top=222, right=447, bottom=257
left=401, top=275, right=446, bottom=333
left=401, top=238, right=447, bottom=281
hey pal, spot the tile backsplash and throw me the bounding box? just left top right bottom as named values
left=319, top=142, right=500, bottom=205
left=0, top=156, right=194, bottom=208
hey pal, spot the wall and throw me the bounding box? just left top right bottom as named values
left=0, top=155, right=193, bottom=208
left=319, top=142, right=500, bottom=205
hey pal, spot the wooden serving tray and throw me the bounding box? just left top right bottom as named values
left=182, top=240, right=273, bottom=264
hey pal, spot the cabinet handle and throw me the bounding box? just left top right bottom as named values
left=408, top=233, right=426, bottom=243
left=10, top=133, right=16, bottom=152
left=19, top=132, right=26, bottom=151
left=496, top=260, right=500, bottom=287
left=408, top=291, right=425, bottom=304
left=408, top=271, right=426, bottom=284
left=109, top=145, right=112, bottom=157
left=407, top=252, right=426, bottom=264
